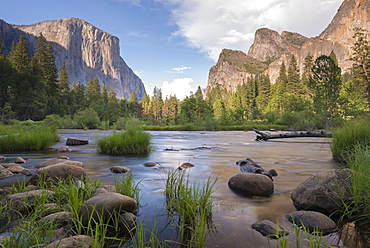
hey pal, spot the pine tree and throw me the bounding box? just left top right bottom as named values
left=152, top=87, right=163, bottom=119
left=287, top=55, right=302, bottom=95
left=140, top=93, right=152, bottom=118
left=256, top=75, right=271, bottom=113
left=350, top=28, right=370, bottom=106
left=70, top=81, right=86, bottom=115
left=163, top=95, right=179, bottom=120
left=86, top=77, right=101, bottom=103
left=268, top=62, right=288, bottom=113
left=58, top=63, right=70, bottom=97
left=7, top=33, right=29, bottom=73
left=101, top=85, right=109, bottom=104
left=308, top=55, right=342, bottom=128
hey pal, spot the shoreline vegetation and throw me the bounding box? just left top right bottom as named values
left=0, top=116, right=370, bottom=246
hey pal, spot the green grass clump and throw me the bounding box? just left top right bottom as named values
left=331, top=119, right=370, bottom=163
left=97, top=128, right=152, bottom=155
left=165, top=169, right=216, bottom=247
left=0, top=125, right=59, bottom=151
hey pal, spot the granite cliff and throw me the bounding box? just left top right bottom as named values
left=206, top=29, right=307, bottom=95
left=0, top=17, right=145, bottom=100
left=206, top=0, right=370, bottom=95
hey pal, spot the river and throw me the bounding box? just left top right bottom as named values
left=0, top=129, right=343, bottom=247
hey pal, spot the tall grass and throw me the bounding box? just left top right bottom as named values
left=330, top=118, right=370, bottom=245
left=0, top=125, right=59, bottom=151
left=114, top=172, right=141, bottom=202
left=165, top=169, right=217, bottom=247
left=331, top=119, right=370, bottom=163
left=97, top=128, right=152, bottom=155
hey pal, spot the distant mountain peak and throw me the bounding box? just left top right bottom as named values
left=0, top=18, right=145, bottom=100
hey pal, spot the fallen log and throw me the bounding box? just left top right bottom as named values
left=66, top=138, right=89, bottom=146
left=254, top=129, right=332, bottom=141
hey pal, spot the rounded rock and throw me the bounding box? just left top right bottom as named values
left=110, top=166, right=130, bottom=173
left=291, top=169, right=352, bottom=215
left=285, top=211, right=337, bottom=235
left=228, top=173, right=274, bottom=196
left=45, top=235, right=92, bottom=248
left=79, top=192, right=137, bottom=226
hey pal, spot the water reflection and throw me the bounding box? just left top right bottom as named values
left=0, top=129, right=340, bottom=247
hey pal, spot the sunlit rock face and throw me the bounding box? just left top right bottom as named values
left=0, top=17, right=145, bottom=100
left=206, top=0, right=370, bottom=92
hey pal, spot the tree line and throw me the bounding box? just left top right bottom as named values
left=0, top=28, right=369, bottom=129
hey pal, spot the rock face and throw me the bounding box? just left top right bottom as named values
left=206, top=0, right=370, bottom=93
left=0, top=17, right=145, bottom=100
left=248, top=28, right=307, bottom=62
left=205, top=49, right=259, bottom=95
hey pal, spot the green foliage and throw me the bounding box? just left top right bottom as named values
left=97, top=128, right=152, bottom=155
left=350, top=28, right=370, bottom=106
left=308, top=54, right=342, bottom=128
left=331, top=117, right=370, bottom=163
left=73, top=108, right=100, bottom=129
left=0, top=125, right=59, bottom=151
left=164, top=169, right=216, bottom=247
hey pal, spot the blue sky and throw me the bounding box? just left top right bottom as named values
left=1, top=0, right=343, bottom=99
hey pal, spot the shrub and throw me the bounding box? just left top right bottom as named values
left=74, top=108, right=100, bottom=129
left=97, top=128, right=152, bottom=155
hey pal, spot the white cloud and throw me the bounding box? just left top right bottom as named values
left=161, top=78, right=197, bottom=100
left=156, top=0, right=343, bottom=61
left=166, top=66, right=191, bottom=73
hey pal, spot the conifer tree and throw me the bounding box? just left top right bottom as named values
left=152, top=87, right=163, bottom=119
left=140, top=93, right=152, bottom=118
left=308, top=55, right=342, bottom=128
left=70, top=81, right=86, bottom=115
left=86, top=77, right=101, bottom=103
left=350, top=28, right=370, bottom=106
left=162, top=95, right=178, bottom=120
left=287, top=55, right=302, bottom=95
left=256, top=75, right=271, bottom=113
left=7, top=33, right=29, bottom=73
left=101, top=85, right=109, bottom=104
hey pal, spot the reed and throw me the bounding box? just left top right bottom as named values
left=331, top=119, right=370, bottom=163
left=114, top=171, right=141, bottom=202
left=97, top=128, right=152, bottom=155
left=0, top=125, right=59, bottom=151
left=164, top=168, right=216, bottom=247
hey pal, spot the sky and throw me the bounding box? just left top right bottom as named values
left=1, top=0, right=343, bottom=99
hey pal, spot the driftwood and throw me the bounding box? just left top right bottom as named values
left=254, top=129, right=332, bottom=141
left=66, top=138, right=89, bottom=146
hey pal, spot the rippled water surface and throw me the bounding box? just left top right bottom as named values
left=0, top=129, right=343, bottom=247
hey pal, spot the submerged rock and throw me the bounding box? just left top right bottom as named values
left=285, top=211, right=337, bottom=235
left=252, top=219, right=288, bottom=239
left=110, top=166, right=130, bottom=173
left=56, top=146, right=72, bottom=152
left=178, top=162, right=195, bottom=170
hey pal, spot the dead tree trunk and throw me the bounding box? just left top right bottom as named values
left=253, top=129, right=332, bottom=141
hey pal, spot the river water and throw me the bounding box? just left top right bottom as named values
left=0, top=129, right=343, bottom=247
